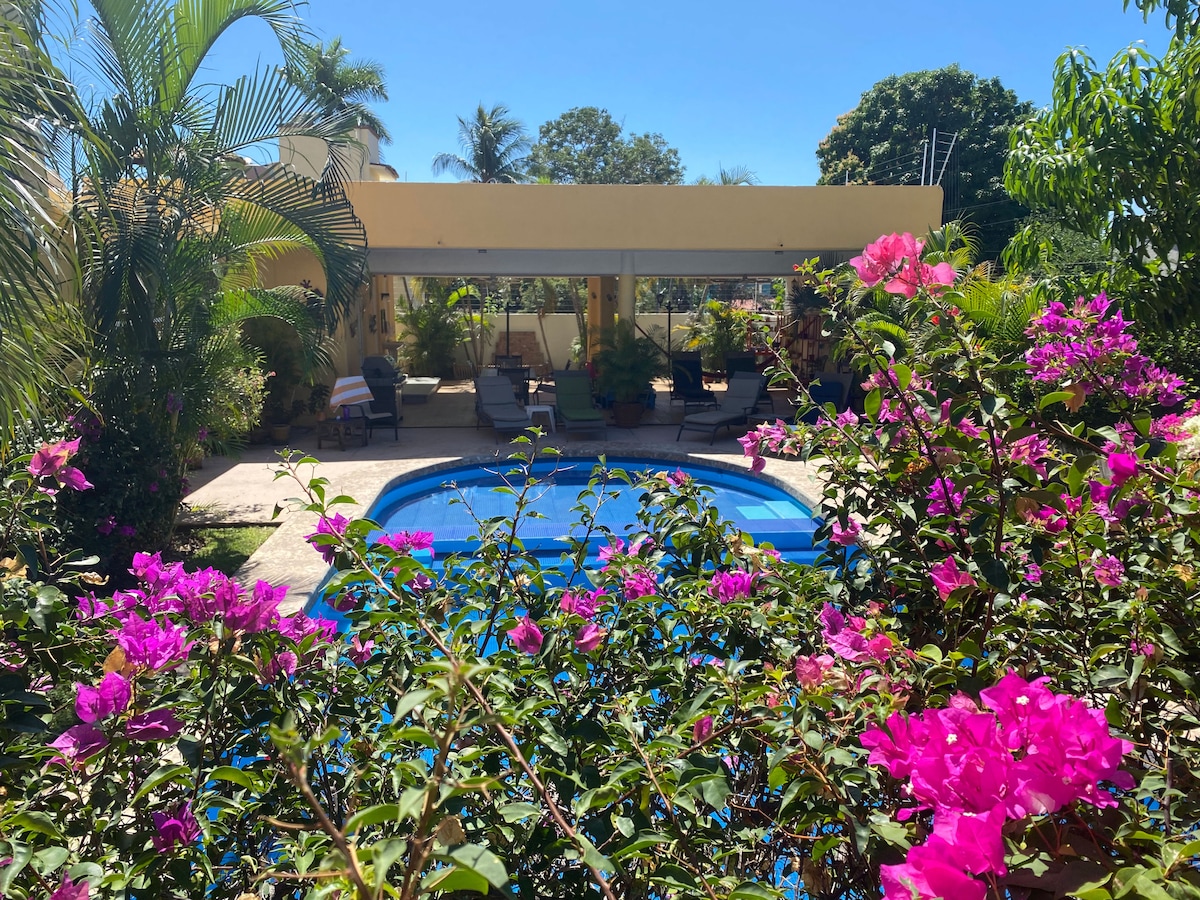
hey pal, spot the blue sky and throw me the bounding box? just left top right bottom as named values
left=202, top=0, right=1171, bottom=185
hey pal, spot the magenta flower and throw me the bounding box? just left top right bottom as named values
left=794, top=653, right=835, bottom=691
left=1130, top=640, right=1155, bottom=658
left=830, top=518, right=861, bottom=546
left=1107, top=451, right=1139, bottom=486
left=880, top=841, right=987, bottom=900
left=116, top=615, right=193, bottom=672
left=507, top=617, right=543, bottom=655
left=304, top=514, right=350, bottom=565
left=49, top=723, right=108, bottom=766
left=165, top=392, right=184, bottom=414
left=348, top=635, right=375, bottom=665
left=1093, top=555, right=1125, bottom=588
left=259, top=650, right=298, bottom=682
left=692, top=715, right=714, bottom=744
left=926, top=476, right=964, bottom=517
left=930, top=557, right=976, bottom=602
left=376, top=530, right=435, bottom=557
left=667, top=468, right=690, bottom=486
left=623, top=568, right=658, bottom=598
left=708, top=569, right=754, bottom=604
left=152, top=801, right=201, bottom=853
left=560, top=588, right=602, bottom=620
left=48, top=876, right=89, bottom=900
left=126, top=709, right=184, bottom=741
left=28, top=438, right=93, bottom=493
left=849, top=233, right=924, bottom=290
left=574, top=623, right=606, bottom=652
left=75, top=672, right=131, bottom=723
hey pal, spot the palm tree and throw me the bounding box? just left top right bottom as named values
left=432, top=103, right=531, bottom=183
left=0, top=4, right=86, bottom=444
left=51, top=0, right=369, bottom=571
left=285, top=36, right=390, bottom=142
left=694, top=164, right=760, bottom=185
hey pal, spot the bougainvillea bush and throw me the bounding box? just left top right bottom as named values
left=0, top=233, right=1195, bottom=900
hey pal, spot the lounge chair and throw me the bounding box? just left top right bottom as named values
left=475, top=377, right=533, bottom=440
left=497, top=365, right=531, bottom=404
left=724, top=352, right=772, bottom=413
left=554, top=371, right=607, bottom=438
left=676, top=371, right=766, bottom=444
left=670, top=352, right=716, bottom=411
left=534, top=359, right=571, bottom=404
left=798, top=372, right=854, bottom=424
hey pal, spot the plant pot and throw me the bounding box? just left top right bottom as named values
left=611, top=401, right=645, bottom=428
left=269, top=424, right=291, bottom=445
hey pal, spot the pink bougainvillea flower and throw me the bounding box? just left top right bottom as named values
left=304, top=514, right=350, bottom=565
left=116, top=614, right=193, bottom=672
left=75, top=672, right=131, bottom=723
left=1093, top=555, right=1125, bottom=588
left=693, top=715, right=714, bottom=744
left=830, top=518, right=861, bottom=546
left=930, top=557, right=976, bottom=602
left=667, top=468, right=690, bottom=486
left=125, top=709, right=184, bottom=741
left=259, top=650, right=298, bottom=682
left=849, top=233, right=924, bottom=289
left=597, top=538, right=626, bottom=568
left=794, top=653, right=835, bottom=691
left=574, top=623, right=606, bottom=652
left=880, top=841, right=987, bottom=900
left=708, top=569, right=754, bottom=604
left=376, top=530, right=435, bottom=558
left=49, top=723, right=108, bottom=766
left=48, top=875, right=89, bottom=900
left=348, top=635, right=375, bottom=665
left=152, top=801, right=201, bottom=853
left=28, top=438, right=93, bottom=493
left=560, top=588, right=603, bottom=620
left=1107, top=451, right=1139, bottom=486
left=1130, top=640, right=1155, bottom=657
left=507, top=617, right=543, bottom=655
left=623, top=568, right=658, bottom=598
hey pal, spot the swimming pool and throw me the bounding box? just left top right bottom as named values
left=369, top=456, right=817, bottom=560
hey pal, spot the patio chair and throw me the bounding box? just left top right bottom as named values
left=497, top=365, right=531, bottom=404
left=534, top=359, right=571, bottom=404
left=554, top=370, right=607, bottom=438
left=670, top=352, right=716, bottom=411
left=474, top=377, right=533, bottom=440
left=326, top=376, right=399, bottom=444
left=676, top=371, right=766, bottom=444
left=797, top=372, right=854, bottom=424
left=724, top=352, right=772, bottom=413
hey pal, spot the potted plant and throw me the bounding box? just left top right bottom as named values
left=592, top=320, right=667, bottom=428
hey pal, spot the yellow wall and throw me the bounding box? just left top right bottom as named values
left=343, top=183, right=944, bottom=252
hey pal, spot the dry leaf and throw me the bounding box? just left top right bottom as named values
left=434, top=816, right=466, bottom=847
left=1064, top=382, right=1087, bottom=412
left=102, top=646, right=127, bottom=675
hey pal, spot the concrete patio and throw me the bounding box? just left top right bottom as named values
left=181, top=379, right=822, bottom=613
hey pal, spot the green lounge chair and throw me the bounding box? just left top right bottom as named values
left=554, top=371, right=607, bottom=438
left=676, top=371, right=766, bottom=444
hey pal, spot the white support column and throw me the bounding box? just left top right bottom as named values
left=616, top=273, right=636, bottom=322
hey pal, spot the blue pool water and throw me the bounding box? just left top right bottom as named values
left=370, top=456, right=818, bottom=561
left=308, top=456, right=820, bottom=613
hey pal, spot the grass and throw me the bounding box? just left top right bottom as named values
left=167, top=525, right=276, bottom=575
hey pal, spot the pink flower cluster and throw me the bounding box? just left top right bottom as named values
left=1025, top=293, right=1186, bottom=407
left=849, top=233, right=957, bottom=299
left=708, top=569, right=755, bottom=604
left=861, top=673, right=1134, bottom=900
left=27, top=437, right=93, bottom=494
left=53, top=553, right=335, bottom=766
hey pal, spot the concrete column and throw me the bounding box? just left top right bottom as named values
left=586, top=276, right=616, bottom=360
left=616, top=273, right=636, bottom=322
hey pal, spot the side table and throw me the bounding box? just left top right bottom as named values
left=525, top=403, right=556, bottom=433
left=317, top=417, right=367, bottom=450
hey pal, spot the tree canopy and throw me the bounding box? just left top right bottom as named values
left=1006, top=10, right=1200, bottom=320
left=816, top=65, right=1033, bottom=259
left=432, top=103, right=532, bottom=183
left=285, top=37, right=390, bottom=143
left=530, top=106, right=684, bottom=184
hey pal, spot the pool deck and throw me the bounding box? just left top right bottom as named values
left=181, top=380, right=824, bottom=614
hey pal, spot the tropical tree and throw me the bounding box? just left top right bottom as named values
left=0, top=3, right=86, bottom=445
left=817, top=65, right=1033, bottom=259
left=432, top=103, right=531, bottom=183
left=530, top=106, right=685, bottom=184
left=1006, top=3, right=1200, bottom=321
left=50, top=0, right=368, bottom=572
left=693, top=164, right=759, bottom=185
left=285, top=36, right=390, bottom=142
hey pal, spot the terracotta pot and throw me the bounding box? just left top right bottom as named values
left=611, top=401, right=645, bottom=428
left=269, top=424, right=291, bottom=445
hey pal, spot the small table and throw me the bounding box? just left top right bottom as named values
left=402, top=377, right=441, bottom=404
left=525, top=404, right=556, bottom=433
left=318, top=417, right=367, bottom=450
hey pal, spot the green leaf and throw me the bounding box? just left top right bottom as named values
left=443, top=843, right=508, bottom=889
left=498, top=802, right=540, bottom=823
left=729, top=881, right=780, bottom=900
left=6, top=811, right=64, bottom=841
left=207, top=766, right=256, bottom=789
left=345, top=803, right=401, bottom=833
left=864, top=388, right=881, bottom=419
left=1039, top=390, right=1076, bottom=409
left=422, top=865, right=488, bottom=895
left=134, top=763, right=193, bottom=802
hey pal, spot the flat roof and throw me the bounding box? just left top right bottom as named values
left=344, top=183, right=944, bottom=277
